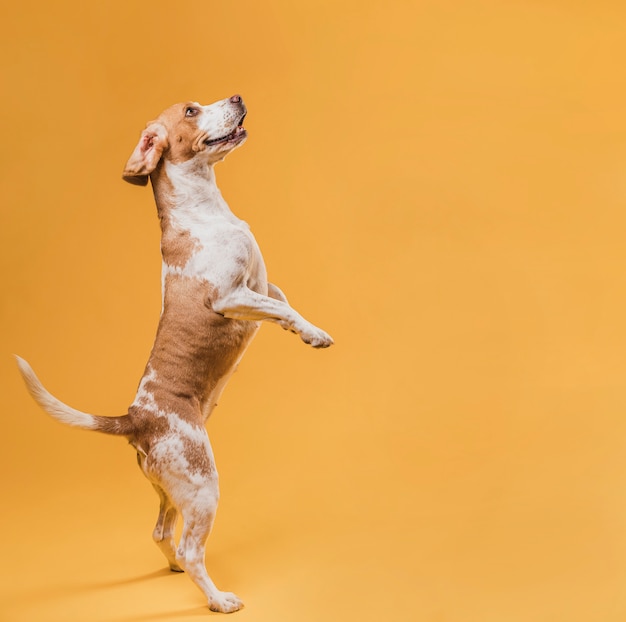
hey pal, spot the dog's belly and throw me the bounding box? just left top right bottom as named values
left=129, top=274, right=259, bottom=434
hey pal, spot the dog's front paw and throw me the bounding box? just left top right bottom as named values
left=208, top=591, right=244, bottom=613
left=301, top=327, right=334, bottom=348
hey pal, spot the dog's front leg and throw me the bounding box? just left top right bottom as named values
left=211, top=287, right=333, bottom=348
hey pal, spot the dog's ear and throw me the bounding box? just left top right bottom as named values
left=122, top=122, right=169, bottom=186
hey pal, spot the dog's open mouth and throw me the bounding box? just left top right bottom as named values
left=204, top=114, right=247, bottom=146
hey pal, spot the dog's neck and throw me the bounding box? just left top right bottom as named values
left=150, top=157, right=240, bottom=228
left=148, top=156, right=246, bottom=270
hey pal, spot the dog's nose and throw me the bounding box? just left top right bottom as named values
left=230, top=94, right=242, bottom=104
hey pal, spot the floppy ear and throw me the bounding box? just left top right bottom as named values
left=122, top=122, right=168, bottom=186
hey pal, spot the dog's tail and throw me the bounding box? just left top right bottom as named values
left=15, top=356, right=134, bottom=436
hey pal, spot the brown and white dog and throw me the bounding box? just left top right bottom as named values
left=16, top=95, right=333, bottom=614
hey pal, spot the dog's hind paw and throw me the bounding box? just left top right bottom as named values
left=208, top=591, right=244, bottom=613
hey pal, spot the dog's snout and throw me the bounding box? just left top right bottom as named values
left=230, top=94, right=242, bottom=104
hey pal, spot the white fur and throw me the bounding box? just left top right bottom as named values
left=15, top=356, right=97, bottom=429
left=163, top=160, right=267, bottom=295
left=131, top=365, right=159, bottom=413
left=197, top=99, right=244, bottom=139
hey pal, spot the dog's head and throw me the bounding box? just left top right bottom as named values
left=122, top=95, right=247, bottom=186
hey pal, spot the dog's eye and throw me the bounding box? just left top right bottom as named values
left=185, top=107, right=199, bottom=117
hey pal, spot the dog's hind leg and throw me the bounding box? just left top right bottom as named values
left=152, top=484, right=183, bottom=572
left=175, top=488, right=244, bottom=613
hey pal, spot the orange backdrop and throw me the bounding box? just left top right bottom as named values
left=3, top=1, right=626, bottom=621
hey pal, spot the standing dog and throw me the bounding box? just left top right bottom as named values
left=16, top=95, right=333, bottom=613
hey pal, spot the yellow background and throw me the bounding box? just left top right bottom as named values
left=3, top=1, right=626, bottom=620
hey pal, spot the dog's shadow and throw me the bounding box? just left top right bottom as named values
left=9, top=530, right=282, bottom=619
left=116, top=604, right=212, bottom=621
left=8, top=567, right=175, bottom=598
left=90, top=567, right=251, bottom=620
left=6, top=568, right=218, bottom=620
left=86, top=567, right=177, bottom=589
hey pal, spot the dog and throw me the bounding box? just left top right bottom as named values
left=16, top=94, right=333, bottom=613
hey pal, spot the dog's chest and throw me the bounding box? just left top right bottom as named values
left=163, top=211, right=268, bottom=297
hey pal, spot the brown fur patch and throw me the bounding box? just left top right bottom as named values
left=148, top=163, right=202, bottom=268
left=162, top=228, right=202, bottom=269
left=128, top=273, right=257, bottom=468
left=151, top=103, right=208, bottom=165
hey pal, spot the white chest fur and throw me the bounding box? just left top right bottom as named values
left=160, top=159, right=268, bottom=302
